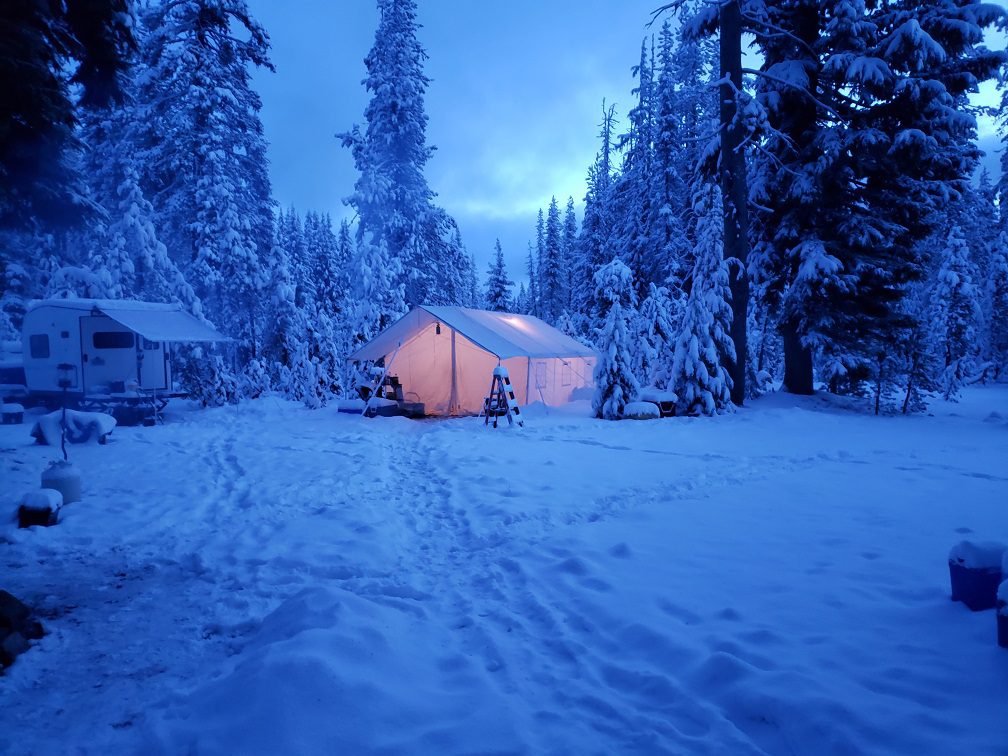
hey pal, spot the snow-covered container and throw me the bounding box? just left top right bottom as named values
left=41, top=460, right=82, bottom=505
left=17, top=489, right=62, bottom=528
left=948, top=541, right=1005, bottom=611
left=1, top=402, right=23, bottom=424
left=638, top=387, right=677, bottom=417
left=622, top=401, right=661, bottom=420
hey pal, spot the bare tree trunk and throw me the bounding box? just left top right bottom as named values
left=782, top=318, right=814, bottom=394
left=719, top=0, right=750, bottom=406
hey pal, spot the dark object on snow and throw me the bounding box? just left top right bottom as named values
left=17, top=489, right=62, bottom=528
left=110, top=403, right=151, bottom=427
left=0, top=590, right=44, bottom=670
left=362, top=375, right=425, bottom=419
left=1, top=403, right=23, bottom=424
left=998, top=581, right=1008, bottom=650
left=17, top=505, right=57, bottom=528
left=948, top=541, right=1005, bottom=612
left=638, top=387, right=677, bottom=418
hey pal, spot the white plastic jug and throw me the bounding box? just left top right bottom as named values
left=41, top=460, right=82, bottom=505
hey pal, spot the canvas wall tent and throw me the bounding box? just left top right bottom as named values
left=22, top=299, right=229, bottom=399
left=348, top=306, right=597, bottom=416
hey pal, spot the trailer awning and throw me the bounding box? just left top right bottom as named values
left=99, top=305, right=230, bottom=343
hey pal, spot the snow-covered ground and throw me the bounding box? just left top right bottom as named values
left=1, top=387, right=1007, bottom=755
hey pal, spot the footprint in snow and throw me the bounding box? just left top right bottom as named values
left=608, top=542, right=632, bottom=559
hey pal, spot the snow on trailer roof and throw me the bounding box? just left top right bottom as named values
left=348, top=305, right=597, bottom=361
left=28, top=298, right=230, bottom=343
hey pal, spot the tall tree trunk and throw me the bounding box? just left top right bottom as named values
left=719, top=0, right=750, bottom=406
left=782, top=318, right=814, bottom=393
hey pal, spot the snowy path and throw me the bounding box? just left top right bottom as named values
left=2, top=389, right=1007, bottom=754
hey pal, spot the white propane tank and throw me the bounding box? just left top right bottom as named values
left=41, top=460, right=82, bottom=505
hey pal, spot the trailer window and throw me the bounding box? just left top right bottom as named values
left=93, top=332, right=134, bottom=349
left=142, top=338, right=160, bottom=350
left=29, top=334, right=50, bottom=358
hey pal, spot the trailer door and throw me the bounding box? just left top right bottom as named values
left=138, top=338, right=168, bottom=390
left=80, top=316, right=139, bottom=393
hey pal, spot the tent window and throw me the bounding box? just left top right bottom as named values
left=562, top=362, right=571, bottom=386
left=93, top=331, right=134, bottom=350
left=29, top=334, right=50, bottom=359
left=535, top=361, right=546, bottom=388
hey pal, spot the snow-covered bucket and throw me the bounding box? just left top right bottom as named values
left=17, top=489, right=62, bottom=528
left=41, top=460, right=82, bottom=505
left=948, top=541, right=1005, bottom=611
left=997, top=580, right=1008, bottom=650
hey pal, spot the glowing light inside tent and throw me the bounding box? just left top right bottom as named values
left=502, top=315, right=530, bottom=331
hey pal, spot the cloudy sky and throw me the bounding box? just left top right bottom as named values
left=248, top=2, right=1004, bottom=285
left=248, top=1, right=675, bottom=281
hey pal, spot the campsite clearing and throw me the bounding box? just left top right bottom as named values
left=1, top=387, right=1007, bottom=754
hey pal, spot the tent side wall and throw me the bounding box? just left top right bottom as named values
left=526, top=356, right=595, bottom=406
left=387, top=322, right=453, bottom=415
left=384, top=324, right=506, bottom=416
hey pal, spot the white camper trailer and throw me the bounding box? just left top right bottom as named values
left=21, top=299, right=228, bottom=402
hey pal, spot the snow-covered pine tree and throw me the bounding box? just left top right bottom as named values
left=959, top=175, right=999, bottom=365
left=307, top=213, right=343, bottom=320
left=671, top=178, right=735, bottom=416
left=291, top=208, right=318, bottom=309
left=302, top=211, right=345, bottom=399
left=534, top=209, right=546, bottom=317
left=340, top=0, right=462, bottom=308
left=576, top=102, right=618, bottom=319
left=261, top=224, right=327, bottom=408
left=619, top=39, right=659, bottom=304
left=514, top=282, right=528, bottom=315
left=592, top=258, right=639, bottom=419
left=0, top=1, right=134, bottom=232
left=652, top=17, right=710, bottom=292
left=933, top=225, right=982, bottom=400
left=561, top=197, right=578, bottom=313
left=636, top=283, right=679, bottom=389
left=987, top=235, right=1008, bottom=379
left=434, top=220, right=473, bottom=307
left=541, top=197, right=564, bottom=323
left=100, top=160, right=201, bottom=312
left=465, top=253, right=480, bottom=308
left=892, top=284, right=940, bottom=414
left=345, top=233, right=406, bottom=351
left=136, top=0, right=275, bottom=370
left=524, top=243, right=539, bottom=316
left=748, top=0, right=1004, bottom=397
left=484, top=239, right=513, bottom=312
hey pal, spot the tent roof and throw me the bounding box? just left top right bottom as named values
left=28, top=299, right=230, bottom=343
left=348, top=306, right=596, bottom=361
